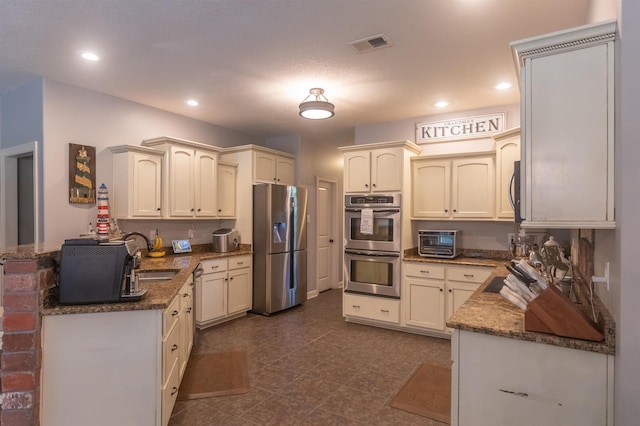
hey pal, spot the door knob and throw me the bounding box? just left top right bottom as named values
left=329, top=239, right=334, bottom=243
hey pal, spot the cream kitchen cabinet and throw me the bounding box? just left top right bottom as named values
left=196, top=255, right=252, bottom=329
left=217, top=161, right=237, bottom=217
left=451, top=329, right=614, bottom=426
left=41, top=278, right=195, bottom=426
left=339, top=141, right=421, bottom=194
left=412, top=153, right=495, bottom=219
left=511, top=20, right=616, bottom=228
left=343, top=292, right=401, bottom=325
left=403, top=262, right=492, bottom=336
left=142, top=137, right=221, bottom=218
left=493, top=127, right=520, bottom=220
left=253, top=150, right=295, bottom=185
left=110, top=145, right=164, bottom=218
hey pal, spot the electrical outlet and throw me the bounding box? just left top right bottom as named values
left=507, top=233, right=515, bottom=247
left=188, top=229, right=194, bottom=239
left=150, top=229, right=156, bottom=240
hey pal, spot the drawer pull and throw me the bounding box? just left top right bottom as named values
left=172, top=344, right=178, bottom=351
left=352, top=305, right=361, bottom=309
left=380, top=309, right=389, bottom=313
left=183, top=293, right=189, bottom=297
left=172, top=310, right=179, bottom=316
left=439, top=288, right=443, bottom=292
left=237, top=261, right=244, bottom=265
left=212, top=265, right=219, bottom=270
left=187, top=307, right=192, bottom=313
left=464, top=274, right=475, bottom=278
left=171, top=386, right=178, bottom=396
left=420, top=270, right=430, bottom=274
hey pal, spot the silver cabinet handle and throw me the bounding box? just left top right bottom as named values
left=172, top=310, right=179, bottom=316
left=172, top=344, right=178, bottom=351
left=464, top=274, right=474, bottom=278
left=420, top=270, right=430, bottom=274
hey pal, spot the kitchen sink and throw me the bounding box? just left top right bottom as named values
left=136, top=270, right=179, bottom=282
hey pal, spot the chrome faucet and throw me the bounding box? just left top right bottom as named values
left=121, top=231, right=154, bottom=252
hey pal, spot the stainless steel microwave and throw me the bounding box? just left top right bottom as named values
left=418, top=230, right=461, bottom=259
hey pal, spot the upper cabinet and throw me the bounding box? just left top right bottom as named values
left=412, top=153, right=495, bottom=220
left=253, top=150, right=295, bottom=186
left=217, top=161, right=237, bottom=218
left=493, top=127, right=521, bottom=220
left=340, top=141, right=422, bottom=194
left=511, top=20, right=616, bottom=229
left=142, top=137, right=222, bottom=219
left=110, top=145, right=164, bottom=219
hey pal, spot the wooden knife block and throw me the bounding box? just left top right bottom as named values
left=525, top=285, right=604, bottom=341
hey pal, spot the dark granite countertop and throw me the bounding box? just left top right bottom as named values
left=404, top=250, right=615, bottom=355
left=39, top=245, right=253, bottom=316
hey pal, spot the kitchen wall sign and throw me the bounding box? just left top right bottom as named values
left=69, top=143, right=96, bottom=204
left=416, top=112, right=505, bottom=143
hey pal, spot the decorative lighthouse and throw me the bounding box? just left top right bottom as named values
left=96, top=183, right=110, bottom=235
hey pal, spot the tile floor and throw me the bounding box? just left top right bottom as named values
left=169, top=289, right=451, bottom=426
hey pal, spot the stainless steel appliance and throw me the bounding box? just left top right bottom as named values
left=58, top=238, right=147, bottom=304
left=212, top=228, right=240, bottom=253
left=418, top=230, right=461, bottom=259
left=344, top=193, right=402, bottom=298
left=344, top=194, right=401, bottom=252
left=252, top=184, right=308, bottom=315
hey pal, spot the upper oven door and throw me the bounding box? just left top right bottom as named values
left=344, top=207, right=401, bottom=252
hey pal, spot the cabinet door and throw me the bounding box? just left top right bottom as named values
left=197, top=272, right=226, bottom=323
left=276, top=156, right=295, bottom=185
left=132, top=152, right=163, bottom=217
left=227, top=267, right=251, bottom=315
left=254, top=151, right=276, bottom=183
left=445, top=281, right=478, bottom=333
left=194, top=150, right=217, bottom=217
left=371, top=148, right=402, bottom=192
left=452, top=156, right=494, bottom=218
left=404, top=277, right=446, bottom=331
left=495, top=137, right=520, bottom=219
left=169, top=146, right=195, bottom=217
left=217, top=163, right=237, bottom=217
left=343, top=151, right=371, bottom=193
left=411, top=159, right=450, bottom=218
left=526, top=44, right=612, bottom=226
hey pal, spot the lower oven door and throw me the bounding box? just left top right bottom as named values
left=344, top=249, right=400, bottom=298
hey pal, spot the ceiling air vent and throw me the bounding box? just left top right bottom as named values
left=348, top=34, right=392, bottom=54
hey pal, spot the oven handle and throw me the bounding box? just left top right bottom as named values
left=345, top=208, right=400, bottom=213
left=345, top=249, right=400, bottom=258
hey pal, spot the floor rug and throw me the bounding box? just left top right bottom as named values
left=177, top=351, right=250, bottom=400
left=390, top=363, right=451, bottom=424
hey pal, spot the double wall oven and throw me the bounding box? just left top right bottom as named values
left=344, top=194, right=401, bottom=298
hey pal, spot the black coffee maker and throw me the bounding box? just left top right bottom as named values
left=58, top=238, right=147, bottom=304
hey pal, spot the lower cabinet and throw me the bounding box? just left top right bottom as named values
left=343, top=292, right=400, bottom=324
left=403, top=261, right=492, bottom=335
left=196, top=255, right=252, bottom=329
left=41, top=277, right=195, bottom=426
left=451, top=329, right=614, bottom=426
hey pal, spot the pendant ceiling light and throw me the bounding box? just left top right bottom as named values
left=299, top=88, right=335, bottom=120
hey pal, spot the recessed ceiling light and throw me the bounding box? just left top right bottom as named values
left=495, top=82, right=512, bottom=90
left=434, top=101, right=449, bottom=108
left=80, top=51, right=101, bottom=61
left=186, top=99, right=199, bottom=107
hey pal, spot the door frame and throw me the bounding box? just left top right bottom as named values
left=0, top=141, right=40, bottom=247
left=315, top=176, right=340, bottom=292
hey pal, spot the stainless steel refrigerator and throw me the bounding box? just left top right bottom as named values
left=252, top=184, right=308, bottom=315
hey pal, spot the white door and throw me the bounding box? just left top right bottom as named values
left=316, top=178, right=337, bottom=292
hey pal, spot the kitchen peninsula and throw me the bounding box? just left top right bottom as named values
left=0, top=243, right=251, bottom=426
left=447, top=263, right=615, bottom=426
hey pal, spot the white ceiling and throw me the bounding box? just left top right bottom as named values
left=0, top=0, right=592, bottom=140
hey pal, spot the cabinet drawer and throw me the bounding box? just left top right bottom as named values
left=344, top=293, right=400, bottom=324
left=162, top=321, right=180, bottom=384
left=404, top=262, right=446, bottom=280
left=163, top=296, right=181, bottom=334
left=228, top=255, right=251, bottom=270
left=161, top=356, right=181, bottom=426
left=179, top=281, right=193, bottom=312
left=200, top=258, right=227, bottom=274
left=447, top=265, right=492, bottom=283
